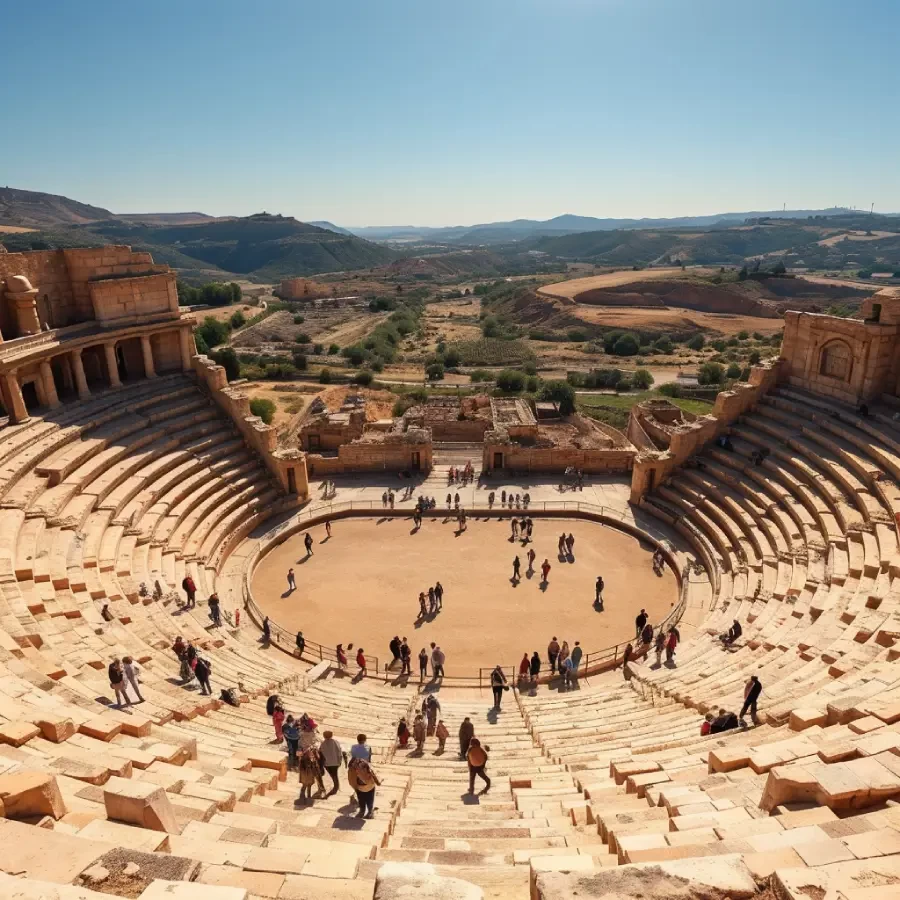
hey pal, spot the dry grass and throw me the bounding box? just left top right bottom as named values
left=539, top=267, right=718, bottom=300
left=0, top=224, right=37, bottom=233
left=568, top=305, right=784, bottom=336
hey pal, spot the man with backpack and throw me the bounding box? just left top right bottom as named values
left=466, top=738, right=491, bottom=795
left=182, top=574, right=196, bottom=608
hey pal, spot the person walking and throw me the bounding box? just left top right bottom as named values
left=272, top=703, right=286, bottom=744
left=511, top=518, right=518, bottom=539
left=635, top=609, right=648, bottom=638
left=319, top=730, right=346, bottom=795
left=389, top=491, right=395, bottom=509
left=207, top=592, right=222, bottom=627
left=108, top=658, right=130, bottom=708
left=512, top=555, right=521, bottom=581
left=413, top=713, right=427, bottom=752
left=287, top=568, right=296, bottom=591
left=540, top=559, right=551, bottom=584
left=548, top=636, right=560, bottom=674
left=350, top=734, right=372, bottom=762
left=282, top=715, right=300, bottom=769
left=666, top=627, right=679, bottom=663
left=561, top=655, right=575, bottom=689
left=336, top=643, right=348, bottom=669
left=296, top=631, right=305, bottom=657
left=348, top=757, right=381, bottom=819
left=356, top=647, right=367, bottom=677
left=436, top=719, right=449, bottom=753
left=622, top=642, right=633, bottom=679
left=418, top=647, right=428, bottom=680
left=558, top=533, right=566, bottom=556
left=428, top=586, right=436, bottom=614
left=466, top=738, right=491, bottom=795
left=655, top=630, right=665, bottom=666
left=397, top=718, right=410, bottom=749
left=529, top=651, right=541, bottom=683
left=490, top=664, right=508, bottom=709
left=527, top=548, right=536, bottom=571
left=641, top=621, right=654, bottom=646
left=400, top=638, right=411, bottom=675
left=262, top=617, right=271, bottom=643
left=389, top=636, right=402, bottom=668
left=122, top=656, right=144, bottom=703
left=740, top=675, right=762, bottom=724
left=423, top=694, right=441, bottom=735
left=458, top=716, right=475, bottom=758
left=194, top=656, right=212, bottom=695
left=595, top=576, right=604, bottom=609
left=519, top=652, right=530, bottom=683
left=434, top=582, right=444, bottom=610
left=325, top=520, right=332, bottom=539
left=419, top=592, right=427, bottom=618
left=182, top=574, right=196, bottom=608
left=304, top=532, right=314, bottom=557
left=431, top=643, right=445, bottom=678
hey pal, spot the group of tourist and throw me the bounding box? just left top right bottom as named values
left=543, top=636, right=584, bottom=687
left=447, top=462, right=475, bottom=485
left=108, top=656, right=145, bottom=707
left=489, top=490, right=531, bottom=510
left=381, top=490, right=396, bottom=509
left=557, top=531, right=576, bottom=558
left=417, top=583, right=445, bottom=618
left=510, top=516, right=534, bottom=542
left=700, top=675, right=762, bottom=734
left=268, top=693, right=382, bottom=816
left=172, top=635, right=214, bottom=695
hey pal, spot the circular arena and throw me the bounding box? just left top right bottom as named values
left=250, top=514, right=678, bottom=674
left=1, top=250, right=900, bottom=899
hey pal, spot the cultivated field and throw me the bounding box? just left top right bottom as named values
left=568, top=305, right=785, bottom=336
left=539, top=267, right=718, bottom=300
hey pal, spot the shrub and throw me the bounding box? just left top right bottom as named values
left=698, top=361, right=725, bottom=385
left=342, top=345, right=366, bottom=365
left=726, top=336, right=739, bottom=347
left=482, top=316, right=500, bottom=338
left=249, top=397, right=275, bottom=424
left=496, top=369, right=525, bottom=392
left=612, top=333, right=640, bottom=356
left=195, top=316, right=231, bottom=349
left=539, top=381, right=576, bottom=415
left=726, top=362, right=742, bottom=379
left=354, top=370, right=374, bottom=386
left=319, top=368, right=333, bottom=384
left=615, top=376, right=633, bottom=392
left=686, top=334, right=706, bottom=351
left=566, top=371, right=586, bottom=388
left=658, top=382, right=682, bottom=398
left=741, top=366, right=751, bottom=380
left=523, top=362, right=537, bottom=376
left=752, top=331, right=764, bottom=340
left=295, top=333, right=311, bottom=344
left=313, top=343, right=324, bottom=355
left=737, top=330, right=749, bottom=340
left=328, top=343, right=340, bottom=355
left=370, top=358, right=384, bottom=373
left=632, top=369, right=654, bottom=390
left=567, top=328, right=589, bottom=342
left=653, top=336, right=673, bottom=354
left=293, top=314, right=305, bottom=324
left=526, top=375, right=540, bottom=393
left=469, top=369, right=491, bottom=383
left=711, top=339, right=727, bottom=352
left=443, top=347, right=461, bottom=368
left=230, top=310, right=246, bottom=329
left=194, top=331, right=209, bottom=355
left=748, top=350, right=761, bottom=365
left=426, top=362, right=445, bottom=381
left=292, top=351, right=308, bottom=371
left=210, top=347, right=240, bottom=381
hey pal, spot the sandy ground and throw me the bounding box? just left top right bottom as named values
left=252, top=516, right=677, bottom=674
left=195, top=303, right=258, bottom=324
left=798, top=274, right=884, bottom=290
left=567, top=305, right=784, bottom=335
left=539, top=268, right=716, bottom=300
left=241, top=382, right=308, bottom=428
left=0, top=224, right=37, bottom=233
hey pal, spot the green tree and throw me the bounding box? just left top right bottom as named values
left=354, top=370, right=374, bottom=386
left=497, top=369, right=525, bottom=392
left=612, top=333, right=640, bottom=356
left=539, top=380, right=576, bottom=415
left=698, top=361, right=725, bottom=385
left=249, top=397, right=275, bottom=424
left=295, top=333, right=311, bottom=344
left=653, top=336, right=673, bottom=354
left=726, top=362, right=742, bottom=379
left=748, top=350, right=761, bottom=365
left=211, top=347, right=240, bottom=381
left=443, top=347, right=461, bottom=368
left=632, top=369, right=654, bottom=390
left=292, top=351, right=308, bottom=371
left=328, top=343, right=340, bottom=355
left=230, top=310, right=246, bottom=329
left=426, top=362, right=445, bottom=381
left=319, top=368, right=333, bottom=384
left=686, top=334, right=705, bottom=351
left=195, top=316, right=231, bottom=349
left=293, top=314, right=305, bottom=324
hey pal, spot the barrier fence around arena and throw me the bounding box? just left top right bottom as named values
left=240, top=499, right=694, bottom=688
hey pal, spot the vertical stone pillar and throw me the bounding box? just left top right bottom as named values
left=39, top=361, right=60, bottom=409
left=71, top=350, right=90, bottom=400
left=1, top=372, right=29, bottom=424
left=179, top=327, right=194, bottom=372
left=105, top=343, right=122, bottom=388
left=140, top=335, right=156, bottom=378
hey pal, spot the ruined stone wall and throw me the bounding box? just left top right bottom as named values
left=626, top=413, right=657, bottom=451
left=89, top=272, right=179, bottom=327
left=484, top=443, right=634, bottom=475
left=299, top=421, right=364, bottom=452
left=781, top=311, right=899, bottom=405
left=150, top=330, right=184, bottom=373
left=193, top=355, right=307, bottom=501
left=305, top=441, right=432, bottom=476
left=430, top=418, right=490, bottom=442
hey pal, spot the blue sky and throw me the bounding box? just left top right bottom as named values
left=2, top=0, right=898, bottom=225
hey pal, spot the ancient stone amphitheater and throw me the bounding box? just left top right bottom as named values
left=1, top=247, right=900, bottom=900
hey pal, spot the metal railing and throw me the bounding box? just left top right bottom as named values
left=240, top=499, right=694, bottom=685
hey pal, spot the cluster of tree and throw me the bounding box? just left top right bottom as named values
left=567, top=367, right=654, bottom=392
left=341, top=302, right=424, bottom=368
left=177, top=281, right=242, bottom=307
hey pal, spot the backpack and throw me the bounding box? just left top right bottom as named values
left=467, top=745, right=487, bottom=767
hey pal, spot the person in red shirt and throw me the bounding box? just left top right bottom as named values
left=518, top=653, right=530, bottom=683
left=541, top=559, right=551, bottom=584
left=356, top=647, right=367, bottom=677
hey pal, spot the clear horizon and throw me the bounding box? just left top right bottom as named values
left=3, top=0, right=899, bottom=227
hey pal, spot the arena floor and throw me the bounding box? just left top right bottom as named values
left=251, top=515, right=678, bottom=675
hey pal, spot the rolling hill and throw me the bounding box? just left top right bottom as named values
left=0, top=187, right=114, bottom=228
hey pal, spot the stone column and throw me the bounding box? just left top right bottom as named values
left=104, top=342, right=121, bottom=388
left=39, top=361, right=60, bottom=409
left=71, top=350, right=90, bottom=400
left=179, top=327, right=194, bottom=372
left=1, top=372, right=29, bottom=424
left=140, top=335, right=156, bottom=378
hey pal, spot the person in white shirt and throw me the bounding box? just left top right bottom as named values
left=122, top=656, right=144, bottom=703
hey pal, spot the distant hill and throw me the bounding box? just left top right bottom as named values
left=117, top=212, right=220, bottom=226
left=309, top=220, right=352, bottom=235
left=5, top=212, right=398, bottom=282
left=0, top=187, right=114, bottom=228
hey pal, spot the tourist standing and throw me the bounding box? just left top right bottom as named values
left=435, top=582, right=444, bottom=609
left=208, top=593, right=221, bottom=627
left=319, top=730, right=346, bottom=795
left=108, top=658, right=130, bottom=708
left=490, top=665, right=508, bottom=709
left=418, top=647, right=428, bottom=680
left=400, top=638, right=411, bottom=675
left=512, top=555, right=521, bottom=581
left=622, top=642, right=633, bottom=679
left=519, top=653, right=530, bottom=683
left=262, top=616, right=271, bottom=643
left=194, top=656, right=212, bottom=696
left=541, top=559, right=551, bottom=584
left=561, top=655, right=574, bottom=689
left=287, top=568, right=296, bottom=591
left=389, top=636, right=402, bottom=668
left=548, top=636, right=560, bottom=673
left=428, top=586, right=436, bottom=614
left=413, top=713, right=426, bottom=752
left=122, top=656, right=144, bottom=703
left=397, top=718, right=410, bottom=749
left=431, top=643, right=445, bottom=678
left=527, top=548, right=536, bottom=571
left=436, top=719, right=449, bottom=752
left=304, top=532, right=314, bottom=557
left=666, top=627, right=679, bottom=663
left=559, top=641, right=570, bottom=672
left=655, top=630, right=665, bottom=665
left=458, top=716, right=475, bottom=758
left=419, top=592, right=427, bottom=618
left=182, top=574, right=196, bottom=608
left=282, top=715, right=299, bottom=769
left=635, top=609, right=648, bottom=638
left=350, top=734, right=372, bottom=762
left=272, top=703, right=285, bottom=743
left=740, top=675, right=762, bottom=724
left=530, top=651, right=541, bottom=683
left=595, top=576, right=604, bottom=609
left=296, top=631, right=305, bottom=657
left=325, top=520, right=332, bottom=539
left=570, top=641, right=582, bottom=677
left=336, top=643, right=348, bottom=669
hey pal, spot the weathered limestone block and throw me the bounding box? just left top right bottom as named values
left=0, top=770, right=67, bottom=820
left=103, top=775, right=179, bottom=833
left=375, top=862, right=483, bottom=900
left=138, top=881, right=247, bottom=900
left=35, top=715, right=77, bottom=743
left=533, top=854, right=757, bottom=900
left=0, top=719, right=41, bottom=746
